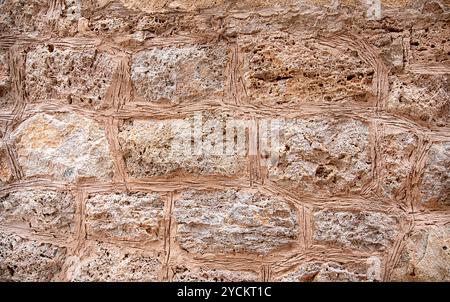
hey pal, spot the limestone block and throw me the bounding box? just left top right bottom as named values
left=267, top=116, right=372, bottom=195
left=0, top=232, right=67, bottom=282
left=0, top=189, right=75, bottom=234
left=387, top=74, right=449, bottom=127
left=86, top=192, right=165, bottom=242
left=313, top=209, right=399, bottom=251
left=0, top=143, right=12, bottom=186
left=131, top=44, right=227, bottom=104
left=241, top=33, right=375, bottom=105
left=173, top=189, right=299, bottom=255
left=12, top=112, right=114, bottom=182
left=118, top=114, right=246, bottom=178
left=275, top=259, right=382, bottom=282
left=420, top=142, right=450, bottom=206
left=25, top=45, right=117, bottom=109
left=68, top=242, right=162, bottom=281
left=391, top=226, right=450, bottom=281
left=171, top=265, right=260, bottom=282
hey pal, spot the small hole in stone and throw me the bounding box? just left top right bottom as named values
left=443, top=246, right=447, bottom=250
left=47, top=44, right=54, bottom=52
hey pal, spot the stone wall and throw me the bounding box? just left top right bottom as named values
left=0, top=0, right=449, bottom=281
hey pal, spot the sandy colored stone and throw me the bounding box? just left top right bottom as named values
left=171, top=265, right=260, bottom=282
left=387, top=74, right=449, bottom=127
left=67, top=242, right=162, bottom=281
left=25, top=45, right=117, bottom=108
left=118, top=114, right=246, bottom=178
left=275, top=258, right=382, bottom=282
left=0, top=51, right=13, bottom=111
left=379, top=128, right=418, bottom=200
left=391, top=226, right=450, bottom=281
left=313, top=209, right=399, bottom=251
left=173, top=189, right=299, bottom=255
left=0, top=189, right=75, bottom=235
left=0, top=143, right=12, bottom=186
left=86, top=192, right=165, bottom=242
left=241, top=33, right=374, bottom=105
left=409, top=20, right=450, bottom=65
left=0, top=232, right=67, bottom=282
left=131, top=44, right=227, bottom=104
left=0, top=0, right=80, bottom=37
left=12, top=112, right=114, bottom=182
left=420, top=142, right=450, bottom=206
left=267, top=116, right=372, bottom=195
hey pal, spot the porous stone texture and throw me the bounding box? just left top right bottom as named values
left=1, top=0, right=450, bottom=282
left=0, top=143, right=13, bottom=186
left=0, top=189, right=75, bottom=234
left=85, top=192, right=165, bottom=242
left=118, top=114, right=246, bottom=178
left=391, top=226, right=450, bottom=281
left=25, top=45, right=118, bottom=109
left=387, top=74, right=449, bottom=127
left=12, top=112, right=114, bottom=182
left=171, top=265, right=260, bottom=282
left=131, top=45, right=227, bottom=104
left=267, top=116, right=372, bottom=195
left=241, top=33, right=375, bottom=105
left=67, top=243, right=162, bottom=281
left=0, top=232, right=67, bottom=282
left=313, top=209, right=399, bottom=251
left=173, top=189, right=299, bottom=255
left=420, top=142, right=450, bottom=206
left=379, top=128, right=418, bottom=200
left=0, top=50, right=13, bottom=111
left=275, top=259, right=382, bottom=282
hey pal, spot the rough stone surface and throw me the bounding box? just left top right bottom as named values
left=86, top=192, right=165, bottom=241
left=173, top=189, right=299, bottom=255
left=387, top=74, right=449, bottom=127
left=275, top=259, right=382, bottom=282
left=391, top=226, right=450, bottom=281
left=0, top=232, right=67, bottom=282
left=313, top=209, right=399, bottom=251
left=118, top=114, right=246, bottom=178
left=420, top=142, right=450, bottom=206
left=1, top=0, right=450, bottom=282
left=0, top=189, right=75, bottom=234
left=267, top=116, right=372, bottom=195
left=68, top=243, right=162, bottom=281
left=131, top=45, right=227, bottom=104
left=25, top=45, right=117, bottom=109
left=241, top=33, right=375, bottom=105
left=0, top=143, right=13, bottom=186
left=171, top=265, right=260, bottom=282
left=379, top=128, right=418, bottom=200
left=12, top=112, right=114, bottom=182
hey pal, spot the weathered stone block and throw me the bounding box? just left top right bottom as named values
left=410, top=20, right=450, bottom=65
left=379, top=128, right=418, bottom=200
left=68, top=242, right=162, bottom=281
left=12, top=112, right=114, bottom=182
left=391, top=226, right=450, bottom=281
left=0, top=189, right=75, bottom=234
left=267, top=116, right=372, bottom=195
left=131, top=44, right=227, bottom=104
left=173, top=189, right=299, bottom=255
left=118, top=114, right=246, bottom=178
left=86, top=192, right=165, bottom=242
left=171, top=265, right=259, bottom=282
left=275, top=258, right=382, bottom=282
left=313, top=209, right=399, bottom=251
left=0, top=51, right=13, bottom=111
left=420, top=142, right=450, bottom=206
left=0, top=232, right=67, bottom=281
left=25, top=45, right=117, bottom=108
left=0, top=143, right=13, bottom=186
left=387, top=74, right=449, bottom=127
left=241, top=33, right=374, bottom=105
